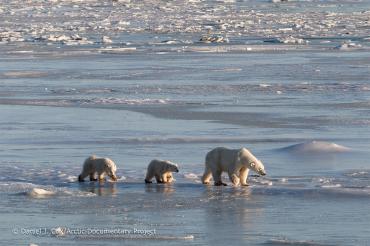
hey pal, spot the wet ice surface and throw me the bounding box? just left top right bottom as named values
left=1, top=102, right=370, bottom=246
left=1, top=0, right=370, bottom=245
left=2, top=163, right=370, bottom=246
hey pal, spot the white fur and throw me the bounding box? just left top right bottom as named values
left=78, top=156, right=118, bottom=182
left=201, top=147, right=266, bottom=186
left=145, top=159, right=179, bottom=183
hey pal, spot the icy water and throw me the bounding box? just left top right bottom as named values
left=1, top=0, right=370, bottom=245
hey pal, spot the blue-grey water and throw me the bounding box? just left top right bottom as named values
left=1, top=0, right=370, bottom=245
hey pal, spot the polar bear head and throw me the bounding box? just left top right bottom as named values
left=164, top=161, right=179, bottom=173
left=238, top=148, right=266, bottom=176
left=104, top=159, right=118, bottom=181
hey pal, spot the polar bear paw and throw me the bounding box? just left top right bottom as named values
left=214, top=181, right=227, bottom=186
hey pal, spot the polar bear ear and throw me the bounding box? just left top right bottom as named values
left=250, top=162, right=255, bottom=167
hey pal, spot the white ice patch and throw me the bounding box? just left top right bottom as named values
left=348, top=171, right=368, bottom=177
left=250, top=177, right=273, bottom=186
left=60, top=190, right=96, bottom=197
left=279, top=178, right=288, bottom=183
left=259, top=83, right=271, bottom=88
left=335, top=41, right=362, bottom=50
left=116, top=176, right=127, bottom=182
left=82, top=98, right=170, bottom=105
left=23, top=187, right=96, bottom=198
left=0, top=181, right=95, bottom=198
left=3, top=98, right=172, bottom=107
left=65, top=175, right=78, bottom=182
left=28, top=188, right=56, bottom=198
left=183, top=173, right=201, bottom=183
left=2, top=71, right=48, bottom=78
left=321, top=184, right=342, bottom=188
left=99, top=47, right=137, bottom=53
left=276, top=36, right=308, bottom=45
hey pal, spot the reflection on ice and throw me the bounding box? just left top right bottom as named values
left=79, top=182, right=118, bottom=197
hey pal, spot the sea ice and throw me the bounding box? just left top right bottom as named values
left=28, top=188, right=56, bottom=197
left=281, top=141, right=351, bottom=153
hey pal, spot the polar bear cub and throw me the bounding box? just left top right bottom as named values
left=78, top=155, right=118, bottom=182
left=145, top=159, right=179, bottom=184
left=202, top=147, right=266, bottom=186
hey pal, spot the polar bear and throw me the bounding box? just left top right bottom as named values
left=201, top=147, right=266, bottom=186
left=145, top=159, right=179, bottom=184
left=78, top=155, right=118, bottom=182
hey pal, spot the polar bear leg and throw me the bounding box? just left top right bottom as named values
left=89, top=173, right=97, bottom=181
left=228, top=172, right=240, bottom=186
left=155, top=174, right=163, bottom=183
left=202, top=166, right=212, bottom=184
left=239, top=167, right=250, bottom=186
left=98, top=172, right=105, bottom=181
left=78, top=172, right=88, bottom=182
left=165, top=172, right=173, bottom=183
left=161, top=173, right=169, bottom=183
left=145, top=173, right=154, bottom=183
left=212, top=170, right=226, bottom=186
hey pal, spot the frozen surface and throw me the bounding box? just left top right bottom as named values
left=0, top=0, right=370, bottom=53
left=1, top=0, right=370, bottom=245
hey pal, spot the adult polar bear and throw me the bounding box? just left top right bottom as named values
left=202, top=147, right=266, bottom=186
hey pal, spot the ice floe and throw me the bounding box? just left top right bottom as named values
left=27, top=188, right=56, bottom=198
left=0, top=0, right=369, bottom=52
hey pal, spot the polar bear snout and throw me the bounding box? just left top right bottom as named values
left=255, top=165, right=266, bottom=176
left=110, top=174, right=118, bottom=181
